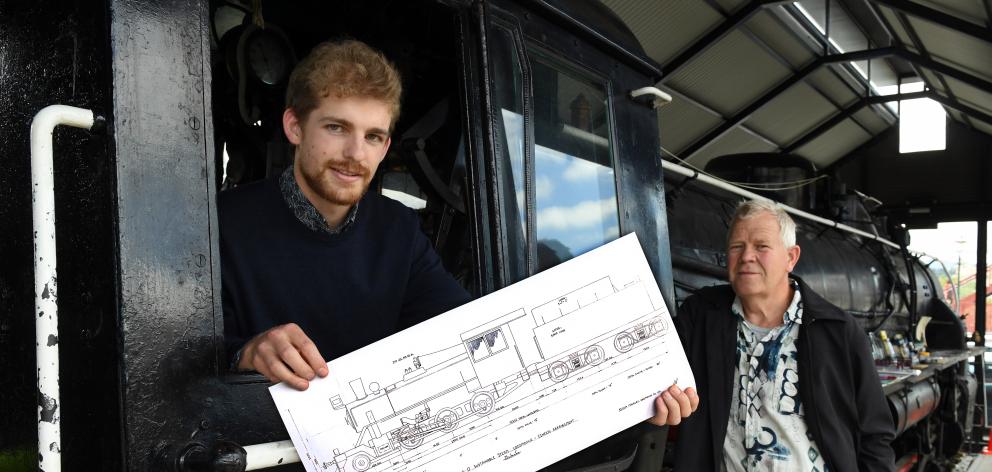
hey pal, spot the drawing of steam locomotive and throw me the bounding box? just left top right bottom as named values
left=319, top=277, right=668, bottom=472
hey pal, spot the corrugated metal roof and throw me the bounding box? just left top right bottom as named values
left=904, top=15, right=992, bottom=78
left=597, top=0, right=991, bottom=169
left=599, top=0, right=721, bottom=66
left=806, top=67, right=860, bottom=107
left=745, top=82, right=838, bottom=144
left=795, top=118, right=872, bottom=167
left=744, top=10, right=816, bottom=69
left=685, top=127, right=778, bottom=168
left=880, top=8, right=912, bottom=45
left=916, top=0, right=989, bottom=24
left=919, top=68, right=947, bottom=93
left=974, top=120, right=992, bottom=136
left=666, top=29, right=792, bottom=116
left=940, top=75, right=992, bottom=116
left=853, top=107, right=892, bottom=134
left=714, top=0, right=749, bottom=13
left=658, top=94, right=723, bottom=153
left=866, top=58, right=899, bottom=88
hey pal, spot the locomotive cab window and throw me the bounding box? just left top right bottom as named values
left=487, top=19, right=621, bottom=282
left=210, top=0, right=476, bottom=374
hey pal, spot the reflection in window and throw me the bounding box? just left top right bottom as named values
left=530, top=56, right=619, bottom=272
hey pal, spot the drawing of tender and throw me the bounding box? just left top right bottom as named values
left=324, top=277, right=667, bottom=471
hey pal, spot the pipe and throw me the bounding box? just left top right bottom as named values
left=244, top=440, right=301, bottom=470
left=661, top=159, right=901, bottom=249
left=31, top=105, right=98, bottom=472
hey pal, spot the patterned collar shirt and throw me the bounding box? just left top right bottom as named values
left=279, top=166, right=359, bottom=235
left=722, top=281, right=828, bottom=472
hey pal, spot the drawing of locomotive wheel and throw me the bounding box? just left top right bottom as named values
left=584, top=345, right=606, bottom=365
left=399, top=425, right=424, bottom=449
left=614, top=332, right=636, bottom=353
left=471, top=392, right=495, bottom=416
left=437, top=408, right=459, bottom=432
left=351, top=452, right=372, bottom=472
left=549, top=360, right=570, bottom=382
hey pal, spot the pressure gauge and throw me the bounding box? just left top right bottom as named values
left=237, top=24, right=295, bottom=86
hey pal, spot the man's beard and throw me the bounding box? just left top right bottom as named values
left=301, top=160, right=372, bottom=206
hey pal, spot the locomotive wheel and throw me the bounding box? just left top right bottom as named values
left=549, top=360, right=569, bottom=382
left=399, top=425, right=424, bottom=449
left=584, top=345, right=606, bottom=365
left=471, top=392, right=495, bottom=416
left=437, top=408, right=459, bottom=432
left=351, top=452, right=372, bottom=471
left=614, top=332, right=636, bottom=353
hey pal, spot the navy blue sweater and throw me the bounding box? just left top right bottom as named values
left=219, top=178, right=471, bottom=363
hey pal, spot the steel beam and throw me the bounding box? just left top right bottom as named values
left=894, top=48, right=992, bottom=94
left=679, top=47, right=896, bottom=159
left=660, top=1, right=790, bottom=80
left=783, top=90, right=928, bottom=153
left=870, top=0, right=992, bottom=45
left=926, top=92, right=992, bottom=124
left=894, top=11, right=975, bottom=130
left=789, top=89, right=992, bottom=154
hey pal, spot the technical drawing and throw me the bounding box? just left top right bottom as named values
left=271, top=234, right=695, bottom=472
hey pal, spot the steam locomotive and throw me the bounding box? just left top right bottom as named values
left=0, top=0, right=983, bottom=471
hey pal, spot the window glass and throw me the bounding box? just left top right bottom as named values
left=529, top=55, right=619, bottom=271
left=488, top=24, right=528, bottom=282
left=484, top=329, right=507, bottom=354
left=909, top=222, right=977, bottom=332
left=466, top=337, right=488, bottom=362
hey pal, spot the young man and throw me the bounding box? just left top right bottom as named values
left=220, top=40, right=470, bottom=391
left=672, top=200, right=895, bottom=471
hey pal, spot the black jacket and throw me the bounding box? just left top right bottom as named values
left=673, top=278, right=895, bottom=471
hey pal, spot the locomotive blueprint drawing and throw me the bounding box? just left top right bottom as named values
left=270, top=233, right=695, bottom=472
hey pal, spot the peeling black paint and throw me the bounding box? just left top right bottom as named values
left=38, top=392, right=58, bottom=423
left=47, top=334, right=58, bottom=346
left=49, top=442, right=59, bottom=453
left=41, top=282, right=50, bottom=299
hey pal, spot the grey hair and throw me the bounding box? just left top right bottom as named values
left=729, top=200, right=797, bottom=248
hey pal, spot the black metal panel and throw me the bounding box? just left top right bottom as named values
left=0, top=0, right=121, bottom=470
left=107, top=1, right=276, bottom=469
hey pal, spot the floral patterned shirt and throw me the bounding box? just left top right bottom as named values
left=722, top=284, right=828, bottom=472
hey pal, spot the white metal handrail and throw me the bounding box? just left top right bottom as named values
left=661, top=159, right=902, bottom=250
left=31, top=105, right=98, bottom=472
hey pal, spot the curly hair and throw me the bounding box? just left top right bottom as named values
left=285, top=39, right=402, bottom=128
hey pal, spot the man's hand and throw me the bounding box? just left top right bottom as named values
left=237, top=323, right=329, bottom=390
left=648, top=385, right=699, bottom=426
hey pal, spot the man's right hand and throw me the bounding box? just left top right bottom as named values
left=237, top=323, right=329, bottom=390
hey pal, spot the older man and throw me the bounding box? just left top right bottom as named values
left=672, top=200, right=895, bottom=471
